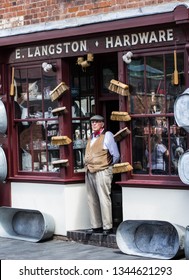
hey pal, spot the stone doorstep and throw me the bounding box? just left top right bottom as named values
left=67, top=230, right=118, bottom=249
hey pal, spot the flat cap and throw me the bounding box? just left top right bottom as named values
left=90, top=115, right=104, bottom=121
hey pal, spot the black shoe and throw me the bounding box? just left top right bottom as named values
left=103, top=228, right=113, bottom=236
left=86, top=227, right=103, bottom=235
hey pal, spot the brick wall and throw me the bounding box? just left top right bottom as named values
left=0, top=0, right=186, bottom=30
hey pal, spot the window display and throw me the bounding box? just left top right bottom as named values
left=128, top=52, right=186, bottom=176
left=132, top=117, right=187, bottom=175
left=14, top=65, right=60, bottom=173
left=128, top=53, right=185, bottom=115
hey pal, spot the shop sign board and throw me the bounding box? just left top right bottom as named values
left=9, top=28, right=177, bottom=62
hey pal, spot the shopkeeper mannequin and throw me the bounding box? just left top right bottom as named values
left=84, top=115, right=120, bottom=235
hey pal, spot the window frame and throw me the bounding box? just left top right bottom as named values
left=10, top=60, right=66, bottom=182
left=117, top=49, right=189, bottom=189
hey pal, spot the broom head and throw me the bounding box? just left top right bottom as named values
left=52, top=159, right=69, bottom=167
left=110, top=111, right=131, bottom=121
left=51, top=106, right=68, bottom=116
left=108, top=79, right=130, bottom=96
left=50, top=82, right=69, bottom=101
left=114, top=127, right=131, bottom=142
left=51, top=136, right=72, bottom=145
left=113, top=162, right=133, bottom=174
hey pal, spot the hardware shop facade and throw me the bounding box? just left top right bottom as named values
left=0, top=4, right=189, bottom=235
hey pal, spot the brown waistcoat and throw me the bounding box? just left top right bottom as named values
left=84, top=134, right=112, bottom=173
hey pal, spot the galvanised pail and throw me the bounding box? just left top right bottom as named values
left=184, top=225, right=189, bottom=260
left=174, top=88, right=189, bottom=133
left=0, top=207, right=55, bottom=242
left=0, top=147, right=7, bottom=182
left=0, top=99, right=7, bottom=134
left=178, top=150, right=189, bottom=185
left=116, top=220, right=185, bottom=259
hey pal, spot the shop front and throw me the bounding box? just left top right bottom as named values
left=0, top=4, right=189, bottom=235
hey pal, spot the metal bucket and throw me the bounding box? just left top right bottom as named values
left=0, top=147, right=7, bottom=182
left=174, top=88, right=189, bottom=132
left=178, top=150, right=189, bottom=185
left=184, top=225, right=189, bottom=260
left=0, top=207, right=55, bottom=242
left=116, top=220, right=185, bottom=259
left=0, top=99, right=7, bottom=134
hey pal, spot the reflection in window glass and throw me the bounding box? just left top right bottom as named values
left=132, top=117, right=187, bottom=176
left=73, top=120, right=91, bottom=172
left=128, top=52, right=186, bottom=177
left=128, top=53, right=184, bottom=115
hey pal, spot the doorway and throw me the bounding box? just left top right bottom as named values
left=102, top=99, right=123, bottom=228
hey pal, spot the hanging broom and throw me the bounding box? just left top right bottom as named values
left=108, top=79, right=130, bottom=96
left=51, top=106, right=68, bottom=116
left=52, top=159, right=69, bottom=167
left=173, top=50, right=179, bottom=85
left=110, top=111, right=131, bottom=121
left=50, top=82, right=69, bottom=101
left=114, top=127, right=131, bottom=142
left=10, top=67, right=15, bottom=96
left=112, top=162, right=133, bottom=174
left=51, top=136, right=72, bottom=145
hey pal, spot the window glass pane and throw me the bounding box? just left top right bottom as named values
left=71, top=59, right=94, bottom=172
left=128, top=58, right=145, bottom=114
left=14, top=65, right=60, bottom=173
left=166, top=53, right=185, bottom=113
left=129, top=53, right=184, bottom=115
left=132, top=116, right=187, bottom=176
left=132, top=118, right=148, bottom=174
left=129, top=52, right=186, bottom=177
left=170, top=124, right=187, bottom=175
left=73, top=120, right=91, bottom=172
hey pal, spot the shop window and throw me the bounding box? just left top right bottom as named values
left=14, top=65, right=60, bottom=173
left=132, top=117, right=187, bottom=175
left=70, top=61, right=95, bottom=172
left=128, top=53, right=187, bottom=176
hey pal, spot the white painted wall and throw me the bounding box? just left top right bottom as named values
left=11, top=183, right=189, bottom=237
left=122, top=187, right=189, bottom=227
left=11, top=182, right=90, bottom=236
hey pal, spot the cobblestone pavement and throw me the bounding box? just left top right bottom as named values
left=0, top=236, right=152, bottom=260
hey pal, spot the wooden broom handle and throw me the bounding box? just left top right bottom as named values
left=11, top=67, right=14, bottom=83
left=10, top=67, right=15, bottom=96
left=174, top=50, right=177, bottom=71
